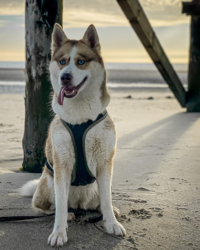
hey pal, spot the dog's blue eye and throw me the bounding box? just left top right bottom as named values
left=60, top=60, right=66, bottom=65
left=78, top=60, right=85, bottom=65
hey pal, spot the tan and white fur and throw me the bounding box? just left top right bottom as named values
left=20, top=24, right=126, bottom=248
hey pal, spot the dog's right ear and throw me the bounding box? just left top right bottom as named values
left=52, top=24, right=68, bottom=53
left=82, top=25, right=100, bottom=52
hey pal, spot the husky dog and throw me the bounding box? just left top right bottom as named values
left=20, top=24, right=126, bottom=248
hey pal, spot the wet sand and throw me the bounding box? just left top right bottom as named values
left=0, top=68, right=188, bottom=85
left=0, top=89, right=200, bottom=250
left=0, top=68, right=26, bottom=82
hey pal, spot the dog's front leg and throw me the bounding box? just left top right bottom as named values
left=48, top=160, right=71, bottom=248
left=97, top=167, right=126, bottom=236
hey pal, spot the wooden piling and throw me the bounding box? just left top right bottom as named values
left=23, top=0, right=63, bottom=172
left=183, top=0, right=200, bottom=112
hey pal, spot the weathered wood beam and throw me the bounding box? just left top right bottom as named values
left=23, top=0, right=63, bottom=172
left=117, top=0, right=186, bottom=107
left=182, top=0, right=200, bottom=15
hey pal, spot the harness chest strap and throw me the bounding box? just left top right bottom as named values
left=46, top=110, right=108, bottom=186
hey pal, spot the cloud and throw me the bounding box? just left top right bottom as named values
left=0, top=15, right=24, bottom=28
left=0, top=0, right=190, bottom=63
left=63, top=9, right=129, bottom=28
left=140, top=0, right=190, bottom=27
left=62, top=0, right=190, bottom=27
left=0, top=0, right=190, bottom=27
left=0, top=0, right=24, bottom=15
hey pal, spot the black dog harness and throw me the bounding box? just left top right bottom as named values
left=46, top=110, right=108, bottom=186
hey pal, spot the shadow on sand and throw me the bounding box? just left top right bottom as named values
left=113, top=112, right=200, bottom=188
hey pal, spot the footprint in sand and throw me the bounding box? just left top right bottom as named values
left=137, top=187, right=152, bottom=192
left=128, top=209, right=152, bottom=219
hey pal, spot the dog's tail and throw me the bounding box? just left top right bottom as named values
left=19, top=179, right=40, bottom=197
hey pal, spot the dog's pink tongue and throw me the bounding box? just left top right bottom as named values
left=58, top=87, right=65, bottom=105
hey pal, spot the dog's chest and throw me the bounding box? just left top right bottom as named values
left=53, top=116, right=115, bottom=177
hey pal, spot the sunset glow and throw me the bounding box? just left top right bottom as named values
left=0, top=0, right=191, bottom=63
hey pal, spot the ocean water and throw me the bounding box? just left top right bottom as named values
left=0, top=61, right=25, bottom=69
left=0, top=61, right=188, bottom=71
left=0, top=61, right=188, bottom=93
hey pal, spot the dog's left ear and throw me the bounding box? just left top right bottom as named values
left=82, top=25, right=100, bottom=52
left=51, top=23, right=68, bottom=54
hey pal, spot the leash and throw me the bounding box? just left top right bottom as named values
left=0, top=213, right=55, bottom=222
left=0, top=208, right=102, bottom=223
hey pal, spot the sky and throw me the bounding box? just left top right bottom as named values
left=0, top=0, right=191, bottom=63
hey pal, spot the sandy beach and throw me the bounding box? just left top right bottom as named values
left=0, top=84, right=200, bottom=250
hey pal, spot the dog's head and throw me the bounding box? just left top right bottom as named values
left=50, top=24, right=108, bottom=106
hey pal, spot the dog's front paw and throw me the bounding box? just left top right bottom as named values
left=105, top=221, right=126, bottom=236
left=48, top=230, right=68, bottom=248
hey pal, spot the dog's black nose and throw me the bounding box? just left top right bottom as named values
left=61, top=73, right=73, bottom=83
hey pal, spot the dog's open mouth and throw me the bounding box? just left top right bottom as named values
left=58, top=76, right=87, bottom=105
